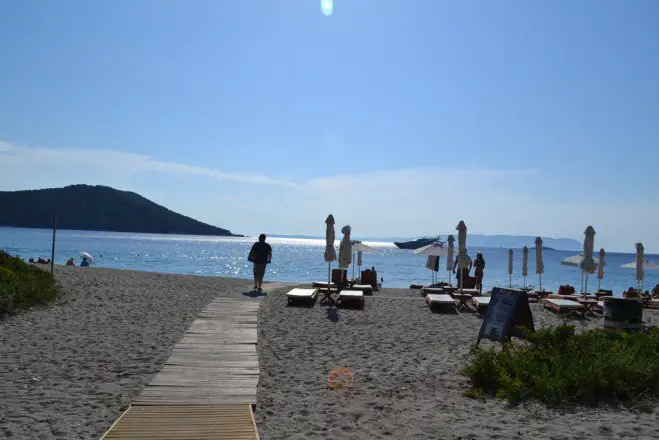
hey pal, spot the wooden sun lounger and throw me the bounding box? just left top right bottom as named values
left=286, top=288, right=318, bottom=305
left=455, top=288, right=480, bottom=297
left=351, top=284, right=374, bottom=295
left=425, top=294, right=457, bottom=313
left=543, top=298, right=584, bottom=314
left=312, top=281, right=336, bottom=289
left=422, top=287, right=444, bottom=296
left=471, top=296, right=490, bottom=312
left=336, top=290, right=365, bottom=309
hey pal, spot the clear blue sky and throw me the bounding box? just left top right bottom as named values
left=1, top=0, right=658, bottom=251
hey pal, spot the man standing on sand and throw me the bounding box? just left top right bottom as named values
left=248, top=234, right=272, bottom=292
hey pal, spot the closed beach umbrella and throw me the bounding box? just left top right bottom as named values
left=579, top=226, right=597, bottom=294
left=522, top=246, right=529, bottom=288
left=80, top=251, right=94, bottom=264
left=456, top=221, right=467, bottom=291
left=508, top=249, right=513, bottom=288
left=357, top=251, right=363, bottom=267
left=535, top=237, right=544, bottom=291
left=446, top=235, right=455, bottom=285
left=338, top=225, right=352, bottom=269
left=324, top=215, right=337, bottom=287
left=597, top=248, right=605, bottom=292
left=628, top=242, right=645, bottom=292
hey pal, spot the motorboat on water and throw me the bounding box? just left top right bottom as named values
left=394, top=236, right=444, bottom=250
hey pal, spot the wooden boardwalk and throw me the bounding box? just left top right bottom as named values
left=101, top=296, right=262, bottom=440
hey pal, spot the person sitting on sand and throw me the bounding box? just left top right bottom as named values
left=248, top=234, right=272, bottom=292
left=66, top=257, right=75, bottom=266
left=80, top=256, right=90, bottom=267
left=473, top=253, right=485, bottom=293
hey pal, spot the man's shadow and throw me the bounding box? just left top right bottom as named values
left=242, top=289, right=267, bottom=298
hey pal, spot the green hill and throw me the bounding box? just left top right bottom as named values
left=0, top=184, right=241, bottom=236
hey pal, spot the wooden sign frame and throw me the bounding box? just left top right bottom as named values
left=477, top=287, right=535, bottom=344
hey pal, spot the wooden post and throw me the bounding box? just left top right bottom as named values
left=51, top=214, right=57, bottom=275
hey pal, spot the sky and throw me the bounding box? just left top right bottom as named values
left=1, top=0, right=658, bottom=252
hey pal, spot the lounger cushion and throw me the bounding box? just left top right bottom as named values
left=472, top=297, right=490, bottom=307
left=286, top=288, right=317, bottom=298
left=337, top=290, right=364, bottom=299
left=426, top=294, right=455, bottom=304
left=544, top=298, right=584, bottom=309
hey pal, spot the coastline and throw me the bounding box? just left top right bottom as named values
left=1, top=266, right=657, bottom=439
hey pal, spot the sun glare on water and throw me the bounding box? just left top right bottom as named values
left=321, top=0, right=333, bottom=16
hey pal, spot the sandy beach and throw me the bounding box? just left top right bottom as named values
left=1, top=268, right=658, bottom=440
left=256, top=288, right=659, bottom=440
left=0, top=266, right=255, bottom=440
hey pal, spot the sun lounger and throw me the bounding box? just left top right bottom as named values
left=543, top=298, right=584, bottom=314
left=286, top=288, right=318, bottom=305
left=336, top=290, right=365, bottom=309
left=425, top=294, right=457, bottom=313
left=471, top=296, right=490, bottom=312
left=351, top=284, right=374, bottom=295
left=455, top=288, right=480, bottom=297
left=422, top=287, right=444, bottom=296
left=312, top=281, right=336, bottom=289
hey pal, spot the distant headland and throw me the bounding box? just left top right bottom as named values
left=0, top=184, right=242, bottom=237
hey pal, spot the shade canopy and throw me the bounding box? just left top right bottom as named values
left=324, top=215, right=337, bottom=262
left=561, top=254, right=601, bottom=270
left=622, top=259, right=659, bottom=270
left=338, top=225, right=353, bottom=269
left=597, top=248, right=605, bottom=280
left=535, top=237, right=544, bottom=274
left=351, top=241, right=377, bottom=253
left=446, top=235, right=455, bottom=271
left=414, top=242, right=449, bottom=257
left=456, top=221, right=468, bottom=269
left=579, top=226, right=597, bottom=273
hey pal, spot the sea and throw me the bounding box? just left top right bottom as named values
left=1, top=227, right=657, bottom=296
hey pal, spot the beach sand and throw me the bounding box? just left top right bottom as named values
left=256, top=288, right=659, bottom=440
left=2, top=267, right=658, bottom=440
left=0, top=266, right=257, bottom=440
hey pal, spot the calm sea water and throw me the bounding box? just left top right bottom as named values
left=1, top=227, right=657, bottom=295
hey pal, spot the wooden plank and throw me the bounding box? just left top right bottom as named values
left=101, top=404, right=259, bottom=439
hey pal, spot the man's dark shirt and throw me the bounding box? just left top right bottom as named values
left=251, top=241, right=272, bottom=265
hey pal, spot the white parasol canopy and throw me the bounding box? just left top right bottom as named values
left=80, top=251, right=94, bottom=264
left=597, top=248, right=605, bottom=291
left=414, top=242, right=449, bottom=257
left=338, top=225, right=352, bottom=269
left=535, top=237, right=544, bottom=291
left=350, top=240, right=376, bottom=278
left=561, top=254, right=601, bottom=268
left=446, top=235, right=455, bottom=285
left=456, top=221, right=467, bottom=291
left=622, top=259, right=659, bottom=270
left=508, top=249, right=513, bottom=287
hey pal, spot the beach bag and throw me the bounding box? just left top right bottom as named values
left=248, top=247, right=257, bottom=263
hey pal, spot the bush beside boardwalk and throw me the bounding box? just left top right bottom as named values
left=463, top=325, right=659, bottom=406
left=0, top=250, right=58, bottom=314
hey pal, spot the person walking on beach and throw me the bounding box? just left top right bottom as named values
left=474, top=252, right=485, bottom=293
left=248, top=234, right=272, bottom=292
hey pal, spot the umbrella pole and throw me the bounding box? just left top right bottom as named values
left=597, top=278, right=601, bottom=292
left=352, top=253, right=355, bottom=281
left=328, top=262, right=331, bottom=292
left=509, top=274, right=511, bottom=288
left=539, top=273, right=542, bottom=291
left=584, top=273, right=589, bottom=295
left=580, top=270, right=584, bottom=294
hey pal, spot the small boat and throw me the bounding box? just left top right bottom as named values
left=394, top=236, right=443, bottom=250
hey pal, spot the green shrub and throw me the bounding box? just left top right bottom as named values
left=463, top=325, right=659, bottom=406
left=0, top=250, right=58, bottom=315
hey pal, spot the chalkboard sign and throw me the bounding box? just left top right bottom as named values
left=477, top=287, right=535, bottom=344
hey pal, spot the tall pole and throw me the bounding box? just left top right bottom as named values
left=50, top=214, right=57, bottom=275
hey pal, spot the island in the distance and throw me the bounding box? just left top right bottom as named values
left=0, top=184, right=242, bottom=236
